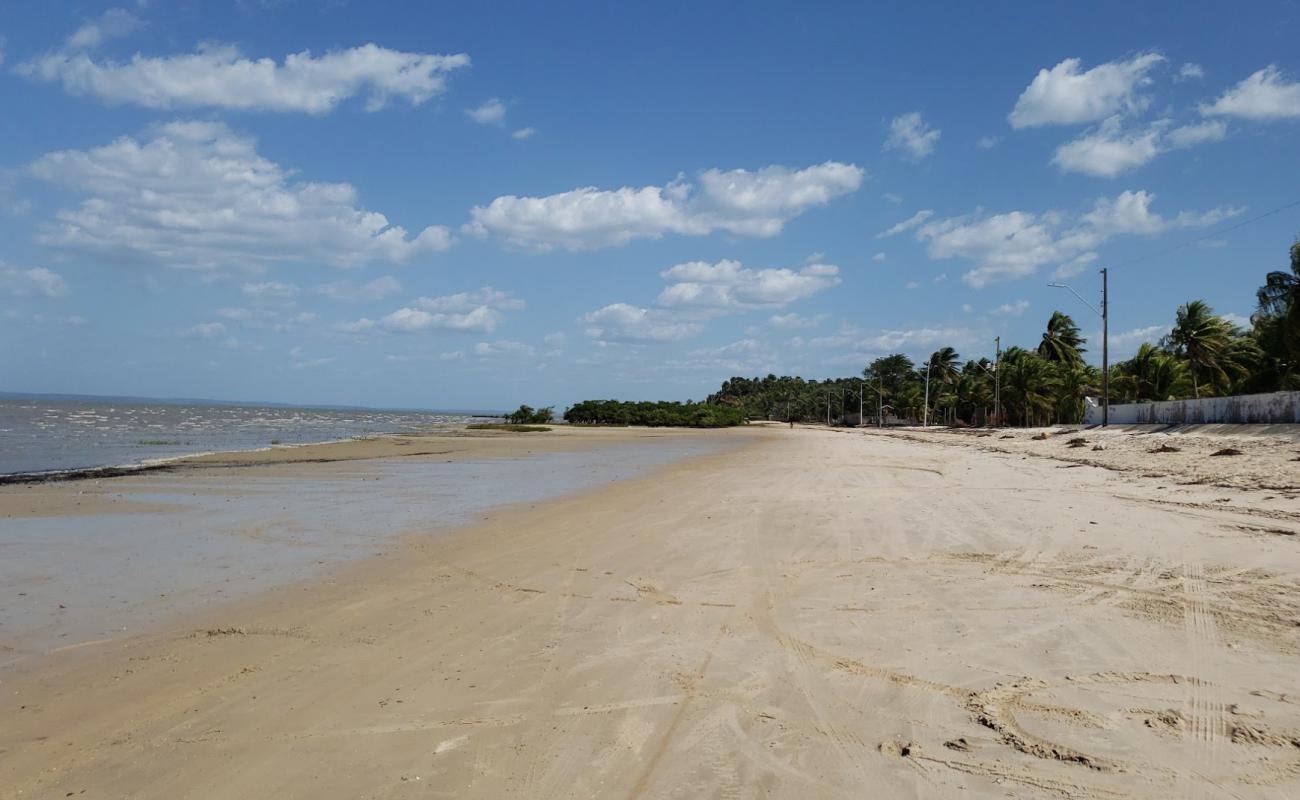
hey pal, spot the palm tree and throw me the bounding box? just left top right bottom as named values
left=1052, top=363, right=1098, bottom=424
left=1000, top=348, right=1057, bottom=426
left=1254, top=240, right=1300, bottom=371
left=1165, top=300, right=1238, bottom=398
left=1037, top=311, right=1087, bottom=366
left=1115, top=343, right=1191, bottom=401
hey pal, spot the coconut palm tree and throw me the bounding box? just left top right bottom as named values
left=1115, top=343, right=1191, bottom=402
left=1253, top=240, right=1300, bottom=372
left=1037, top=311, right=1087, bottom=366
left=1165, top=300, right=1239, bottom=398
left=1052, top=363, right=1098, bottom=424
left=1000, top=348, right=1057, bottom=426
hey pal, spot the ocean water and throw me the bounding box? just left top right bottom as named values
left=0, top=436, right=737, bottom=662
left=0, top=394, right=493, bottom=476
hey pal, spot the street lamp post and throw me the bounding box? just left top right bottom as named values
left=1048, top=267, right=1110, bottom=426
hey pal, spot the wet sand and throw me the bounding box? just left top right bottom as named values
left=1, top=427, right=744, bottom=662
left=4, top=425, right=1300, bottom=798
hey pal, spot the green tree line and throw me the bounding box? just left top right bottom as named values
left=565, top=399, right=746, bottom=427
left=707, top=240, right=1300, bottom=427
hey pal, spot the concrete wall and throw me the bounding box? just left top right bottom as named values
left=1084, top=391, right=1300, bottom=425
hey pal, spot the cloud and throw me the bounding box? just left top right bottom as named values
left=317, top=276, right=402, bottom=302
left=1009, top=53, right=1164, bottom=128
left=465, top=160, right=864, bottom=250
left=884, top=112, right=940, bottom=159
left=1052, top=116, right=1227, bottom=177
left=380, top=305, right=502, bottom=333
left=511, top=127, right=536, bottom=140
left=883, top=193, right=903, bottom=204
left=804, top=323, right=980, bottom=353
left=1200, top=65, right=1300, bottom=121
left=66, top=8, right=141, bottom=50
left=473, top=340, right=535, bottom=357
left=990, top=299, right=1030, bottom=317
left=180, top=321, right=227, bottom=339
left=877, top=209, right=933, bottom=238
left=1081, top=189, right=1240, bottom=235
left=0, top=264, right=68, bottom=297
left=1051, top=116, right=1163, bottom=177
left=1051, top=252, right=1098, bottom=280
left=292, top=356, right=335, bottom=370
left=1178, top=63, right=1205, bottom=81
left=872, top=252, right=886, bottom=261
left=1111, top=324, right=1167, bottom=348
left=18, top=42, right=470, bottom=113
left=241, top=281, right=298, bottom=300
left=655, top=260, right=840, bottom=311
left=885, top=114, right=941, bottom=160
left=977, top=136, right=1001, bottom=149
left=28, top=121, right=452, bottom=269
left=415, top=286, right=523, bottom=313
left=915, top=189, right=1238, bottom=287
left=768, top=312, right=828, bottom=330
left=1166, top=119, right=1228, bottom=148
left=217, top=307, right=316, bottom=331
left=347, top=286, right=523, bottom=334
left=582, top=303, right=703, bottom=342
left=466, top=98, right=506, bottom=125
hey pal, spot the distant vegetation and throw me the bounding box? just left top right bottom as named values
left=466, top=423, right=552, bottom=432
left=707, top=241, right=1300, bottom=427
left=565, top=400, right=745, bottom=427
left=505, top=405, right=555, bottom=424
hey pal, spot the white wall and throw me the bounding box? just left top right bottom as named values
left=1084, top=391, right=1300, bottom=425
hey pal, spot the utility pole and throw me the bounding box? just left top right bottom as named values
left=994, top=336, right=1001, bottom=428
left=878, top=373, right=884, bottom=427
left=858, top=379, right=864, bottom=427
left=922, top=353, right=936, bottom=427
left=1048, top=272, right=1108, bottom=426
left=825, top=391, right=830, bottom=426
left=1101, top=267, right=1109, bottom=427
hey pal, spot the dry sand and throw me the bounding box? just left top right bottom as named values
left=4, top=425, right=1300, bottom=798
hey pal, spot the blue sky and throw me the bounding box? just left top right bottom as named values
left=1, top=1, right=1298, bottom=411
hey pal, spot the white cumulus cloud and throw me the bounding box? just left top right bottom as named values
left=1201, top=65, right=1300, bottom=120
left=1052, top=116, right=1228, bottom=177
left=241, top=281, right=298, bottom=300
left=66, top=7, right=142, bottom=51
left=656, top=260, right=840, bottom=311
left=347, top=286, right=523, bottom=335
left=990, top=300, right=1030, bottom=317
left=28, top=121, right=452, bottom=270
left=582, top=303, right=703, bottom=343
left=1009, top=53, right=1164, bottom=128
left=465, top=160, right=864, bottom=250
left=0, top=264, right=68, bottom=297
left=466, top=98, right=506, bottom=125
left=884, top=112, right=940, bottom=160
left=914, top=190, right=1238, bottom=287
left=18, top=42, right=470, bottom=113
left=877, top=209, right=933, bottom=238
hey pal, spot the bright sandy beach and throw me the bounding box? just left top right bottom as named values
left=4, top=424, right=1300, bottom=798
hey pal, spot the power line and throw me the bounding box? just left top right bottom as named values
left=1109, top=197, right=1300, bottom=270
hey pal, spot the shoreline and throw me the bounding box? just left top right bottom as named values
left=5, top=426, right=1300, bottom=797
left=0, top=426, right=763, bottom=666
